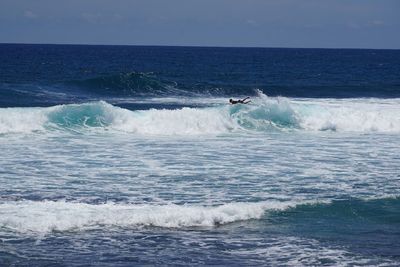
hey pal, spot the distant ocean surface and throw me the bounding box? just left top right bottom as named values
left=0, top=44, right=400, bottom=266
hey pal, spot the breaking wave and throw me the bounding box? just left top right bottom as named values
left=0, top=200, right=296, bottom=234
left=1, top=93, right=400, bottom=135
left=1, top=197, right=398, bottom=235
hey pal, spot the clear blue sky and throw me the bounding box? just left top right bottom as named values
left=1, top=0, right=399, bottom=49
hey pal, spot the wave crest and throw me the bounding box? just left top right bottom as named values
left=0, top=201, right=293, bottom=234
left=1, top=95, right=400, bottom=135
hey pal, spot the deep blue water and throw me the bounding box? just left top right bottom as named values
left=0, top=44, right=400, bottom=266
left=1, top=44, right=400, bottom=108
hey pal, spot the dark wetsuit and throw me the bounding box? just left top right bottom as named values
left=230, top=97, right=250, bottom=105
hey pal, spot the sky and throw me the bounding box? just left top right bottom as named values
left=0, top=0, right=399, bottom=49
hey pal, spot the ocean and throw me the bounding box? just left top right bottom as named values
left=0, top=44, right=399, bottom=266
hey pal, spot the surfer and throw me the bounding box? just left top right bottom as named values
left=229, top=97, right=251, bottom=105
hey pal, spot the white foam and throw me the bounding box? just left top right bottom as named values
left=109, top=106, right=236, bottom=135
left=96, top=97, right=400, bottom=134
left=0, top=107, right=47, bottom=134
left=254, top=91, right=400, bottom=132
left=0, top=200, right=298, bottom=235
left=295, top=100, right=400, bottom=132
left=1, top=97, right=400, bottom=135
left=231, top=235, right=396, bottom=267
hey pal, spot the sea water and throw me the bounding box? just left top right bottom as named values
left=0, top=44, right=399, bottom=266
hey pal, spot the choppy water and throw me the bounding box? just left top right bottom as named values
left=0, top=44, right=400, bottom=266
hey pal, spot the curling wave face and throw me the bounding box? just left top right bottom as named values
left=1, top=93, right=400, bottom=135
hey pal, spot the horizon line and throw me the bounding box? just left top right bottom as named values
left=1, top=42, right=399, bottom=51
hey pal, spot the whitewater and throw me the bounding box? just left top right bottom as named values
left=2, top=94, right=400, bottom=266
left=1, top=93, right=400, bottom=135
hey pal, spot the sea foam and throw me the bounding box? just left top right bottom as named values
left=0, top=200, right=297, bottom=234
left=0, top=95, right=400, bottom=135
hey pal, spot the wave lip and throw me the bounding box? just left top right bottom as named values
left=231, top=94, right=300, bottom=131
left=0, top=200, right=297, bottom=235
left=47, top=101, right=114, bottom=128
